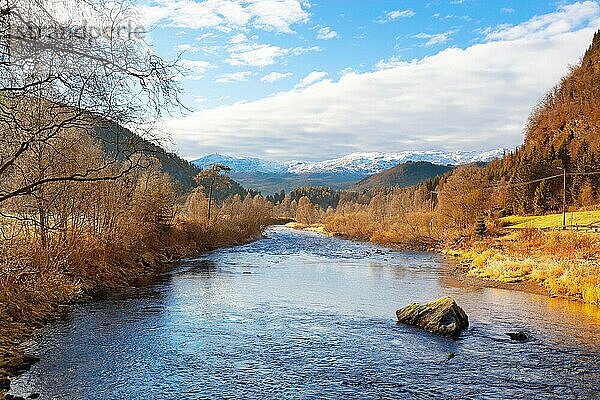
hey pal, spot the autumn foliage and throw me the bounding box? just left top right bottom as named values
left=0, top=130, right=273, bottom=374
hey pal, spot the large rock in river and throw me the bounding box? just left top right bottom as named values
left=396, top=297, right=469, bottom=338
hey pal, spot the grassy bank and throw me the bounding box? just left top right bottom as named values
left=0, top=187, right=273, bottom=396
left=455, top=230, right=600, bottom=305
left=319, top=208, right=600, bottom=306
left=0, top=222, right=268, bottom=393
left=501, top=210, right=600, bottom=230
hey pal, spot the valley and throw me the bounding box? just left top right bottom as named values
left=192, top=149, right=506, bottom=193
left=2, top=1, right=600, bottom=399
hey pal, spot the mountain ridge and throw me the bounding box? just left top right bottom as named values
left=192, top=149, right=507, bottom=193
left=351, top=161, right=454, bottom=192
left=192, top=148, right=507, bottom=175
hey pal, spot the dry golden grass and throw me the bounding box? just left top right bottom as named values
left=502, top=210, right=600, bottom=230
left=285, top=222, right=307, bottom=229
left=285, top=222, right=330, bottom=235
left=0, top=192, right=272, bottom=379
left=324, top=205, right=600, bottom=305
left=461, top=230, right=600, bottom=305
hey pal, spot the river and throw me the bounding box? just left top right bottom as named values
left=8, top=227, right=600, bottom=399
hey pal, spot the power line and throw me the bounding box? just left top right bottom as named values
left=570, top=171, right=600, bottom=178
left=484, top=174, right=562, bottom=190
left=483, top=170, right=600, bottom=191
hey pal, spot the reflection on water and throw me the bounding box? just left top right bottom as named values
left=9, top=227, right=600, bottom=399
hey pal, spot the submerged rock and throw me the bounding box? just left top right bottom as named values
left=506, top=331, right=529, bottom=341
left=396, top=297, right=469, bottom=338
left=4, top=394, right=25, bottom=400
left=9, top=354, right=41, bottom=377
left=0, top=376, right=9, bottom=391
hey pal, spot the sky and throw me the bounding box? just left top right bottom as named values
left=135, top=0, right=600, bottom=161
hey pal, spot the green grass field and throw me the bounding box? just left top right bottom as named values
left=501, top=210, right=600, bottom=230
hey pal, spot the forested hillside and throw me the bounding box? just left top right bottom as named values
left=94, top=121, right=199, bottom=190
left=351, top=161, right=453, bottom=192
left=485, top=30, right=600, bottom=214
left=525, top=30, right=600, bottom=150
left=96, top=121, right=256, bottom=201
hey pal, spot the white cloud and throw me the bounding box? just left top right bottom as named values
left=375, top=55, right=407, bottom=71
left=136, top=0, right=310, bottom=33
left=215, top=71, right=254, bottom=83
left=289, top=46, right=321, bottom=56
left=484, top=1, right=599, bottom=41
left=229, top=33, right=249, bottom=43
left=294, top=71, right=328, bottom=88
left=247, top=0, right=311, bottom=33
left=199, top=45, right=221, bottom=55
left=137, top=0, right=222, bottom=29
left=389, top=9, right=416, bottom=19
left=375, top=9, right=416, bottom=24
left=432, top=13, right=472, bottom=21
left=178, top=59, right=213, bottom=80
left=224, top=36, right=319, bottom=67
left=195, top=32, right=217, bottom=41
left=414, top=31, right=454, bottom=46
left=174, top=43, right=200, bottom=53
left=261, top=72, right=293, bottom=82
left=164, top=2, right=600, bottom=161
left=316, top=26, right=338, bottom=40
left=225, top=41, right=289, bottom=67
left=214, top=0, right=250, bottom=26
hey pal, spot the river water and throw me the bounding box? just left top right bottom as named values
left=9, top=227, right=600, bottom=399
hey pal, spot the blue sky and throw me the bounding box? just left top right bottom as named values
left=135, top=1, right=600, bottom=161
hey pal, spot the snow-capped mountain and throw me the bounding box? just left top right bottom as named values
left=286, top=149, right=506, bottom=174
left=193, top=148, right=506, bottom=175
left=192, top=149, right=507, bottom=193
left=192, top=153, right=288, bottom=174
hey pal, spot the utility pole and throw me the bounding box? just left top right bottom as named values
left=430, top=190, right=439, bottom=212
left=562, top=167, right=567, bottom=230
left=558, top=167, right=567, bottom=229
left=429, top=190, right=439, bottom=238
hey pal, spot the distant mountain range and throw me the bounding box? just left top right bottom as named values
left=192, top=149, right=507, bottom=193
left=287, top=149, right=506, bottom=175
left=193, top=153, right=289, bottom=174
left=194, top=149, right=506, bottom=175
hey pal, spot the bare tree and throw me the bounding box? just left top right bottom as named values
left=0, top=0, right=181, bottom=205
left=296, top=196, right=319, bottom=225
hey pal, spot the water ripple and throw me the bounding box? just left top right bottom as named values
left=9, top=227, right=600, bottom=399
